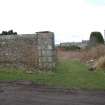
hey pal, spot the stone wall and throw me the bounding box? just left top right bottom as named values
left=0, top=31, right=56, bottom=70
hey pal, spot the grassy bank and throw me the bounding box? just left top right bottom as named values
left=0, top=60, right=105, bottom=90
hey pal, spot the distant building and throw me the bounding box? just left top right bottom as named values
left=60, top=40, right=89, bottom=49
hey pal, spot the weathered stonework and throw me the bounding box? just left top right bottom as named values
left=0, top=31, right=56, bottom=70
left=37, top=31, right=56, bottom=70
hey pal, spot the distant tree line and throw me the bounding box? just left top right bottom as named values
left=0, top=30, right=17, bottom=35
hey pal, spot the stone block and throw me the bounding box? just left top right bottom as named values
left=47, top=57, right=53, bottom=62
left=42, top=50, right=47, bottom=56
left=46, top=50, right=53, bottom=56
left=42, top=57, right=48, bottom=63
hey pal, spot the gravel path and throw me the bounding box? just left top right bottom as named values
left=0, top=81, right=105, bottom=105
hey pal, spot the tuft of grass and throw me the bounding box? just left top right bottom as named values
left=94, top=56, right=105, bottom=70
left=0, top=60, right=105, bottom=90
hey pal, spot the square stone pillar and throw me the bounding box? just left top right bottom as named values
left=36, top=31, right=56, bottom=70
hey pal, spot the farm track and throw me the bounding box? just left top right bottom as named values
left=0, top=81, right=105, bottom=105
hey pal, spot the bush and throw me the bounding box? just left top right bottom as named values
left=89, top=31, right=104, bottom=46
left=81, top=44, right=105, bottom=61
left=61, top=45, right=80, bottom=51
left=94, top=56, right=105, bottom=70
left=0, top=30, right=17, bottom=35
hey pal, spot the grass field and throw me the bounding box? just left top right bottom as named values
left=0, top=60, right=105, bottom=90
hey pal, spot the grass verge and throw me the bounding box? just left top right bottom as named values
left=0, top=60, right=105, bottom=90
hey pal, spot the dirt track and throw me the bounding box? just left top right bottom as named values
left=0, top=81, right=105, bottom=105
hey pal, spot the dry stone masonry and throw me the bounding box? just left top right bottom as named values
left=0, top=31, right=56, bottom=70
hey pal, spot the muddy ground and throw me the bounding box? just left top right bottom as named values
left=0, top=81, right=105, bottom=105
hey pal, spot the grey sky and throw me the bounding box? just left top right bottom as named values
left=0, top=0, right=105, bottom=43
left=86, top=0, right=105, bottom=5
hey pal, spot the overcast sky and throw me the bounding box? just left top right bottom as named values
left=0, top=0, right=105, bottom=43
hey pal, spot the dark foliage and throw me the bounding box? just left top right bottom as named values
left=89, top=32, right=104, bottom=46
left=0, top=30, right=17, bottom=35
left=60, top=45, right=81, bottom=51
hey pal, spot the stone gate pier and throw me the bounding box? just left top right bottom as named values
left=37, top=31, right=56, bottom=70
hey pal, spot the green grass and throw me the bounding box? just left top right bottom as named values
left=0, top=60, right=105, bottom=90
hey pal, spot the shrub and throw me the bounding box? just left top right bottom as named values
left=81, top=44, right=105, bottom=61
left=61, top=45, right=80, bottom=51
left=94, top=56, right=105, bottom=70
left=0, top=30, right=17, bottom=35
left=89, top=31, right=104, bottom=46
